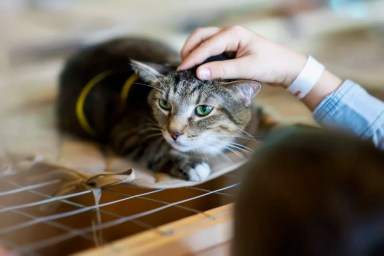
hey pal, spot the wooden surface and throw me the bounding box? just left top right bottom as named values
left=76, top=204, right=233, bottom=256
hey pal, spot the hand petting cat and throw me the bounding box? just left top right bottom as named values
left=178, top=26, right=342, bottom=110
left=179, top=26, right=384, bottom=150
left=178, top=26, right=307, bottom=86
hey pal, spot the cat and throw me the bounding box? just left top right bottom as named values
left=233, top=126, right=384, bottom=256
left=57, top=37, right=263, bottom=182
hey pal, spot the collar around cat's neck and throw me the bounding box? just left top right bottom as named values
left=75, top=71, right=139, bottom=136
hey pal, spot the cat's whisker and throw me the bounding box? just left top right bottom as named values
left=216, top=134, right=257, bottom=141
left=206, top=138, right=251, bottom=159
left=139, top=124, right=163, bottom=134
left=217, top=151, right=233, bottom=164
left=119, top=133, right=163, bottom=151
left=210, top=153, right=222, bottom=165
left=226, top=145, right=252, bottom=158
left=190, top=140, right=231, bottom=163
left=238, top=129, right=260, bottom=140
left=228, top=141, right=254, bottom=153
left=205, top=138, right=244, bottom=158
left=135, top=117, right=161, bottom=129
left=223, top=146, right=246, bottom=160
left=143, top=133, right=163, bottom=140
left=135, top=133, right=163, bottom=147
left=115, top=129, right=140, bottom=141
left=226, top=142, right=254, bottom=154
left=208, top=138, right=253, bottom=153
left=149, top=125, right=162, bottom=130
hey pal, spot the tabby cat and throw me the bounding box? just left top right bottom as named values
left=57, top=37, right=262, bottom=181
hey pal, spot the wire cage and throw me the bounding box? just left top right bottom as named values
left=0, top=159, right=242, bottom=256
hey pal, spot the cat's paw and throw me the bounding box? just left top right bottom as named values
left=171, top=162, right=211, bottom=182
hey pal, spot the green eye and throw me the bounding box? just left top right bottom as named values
left=158, top=99, right=172, bottom=110
left=195, top=105, right=213, bottom=117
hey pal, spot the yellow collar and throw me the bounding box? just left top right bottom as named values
left=75, top=72, right=139, bottom=136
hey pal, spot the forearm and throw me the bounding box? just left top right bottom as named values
left=313, top=80, right=384, bottom=150
left=279, top=56, right=343, bottom=111
left=282, top=57, right=384, bottom=149
left=301, top=69, right=343, bottom=111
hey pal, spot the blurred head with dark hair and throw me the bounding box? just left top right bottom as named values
left=233, top=127, right=384, bottom=256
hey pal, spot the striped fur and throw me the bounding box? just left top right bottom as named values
left=57, top=37, right=261, bottom=181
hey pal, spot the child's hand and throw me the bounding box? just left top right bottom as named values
left=178, top=26, right=307, bottom=88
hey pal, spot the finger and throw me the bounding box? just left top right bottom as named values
left=196, top=57, right=254, bottom=80
left=178, top=27, right=245, bottom=71
left=180, top=27, right=221, bottom=60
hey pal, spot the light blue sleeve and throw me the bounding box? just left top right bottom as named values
left=313, top=80, right=384, bottom=150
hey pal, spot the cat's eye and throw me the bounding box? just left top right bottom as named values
left=195, top=105, right=213, bottom=117
left=158, top=99, right=172, bottom=110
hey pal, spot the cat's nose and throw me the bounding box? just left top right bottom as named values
left=169, top=130, right=183, bottom=141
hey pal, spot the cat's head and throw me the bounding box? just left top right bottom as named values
left=131, top=60, right=261, bottom=155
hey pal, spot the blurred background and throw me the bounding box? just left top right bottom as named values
left=0, top=0, right=383, bottom=154
left=0, top=0, right=383, bottom=153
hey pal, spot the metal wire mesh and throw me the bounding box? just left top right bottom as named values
left=0, top=164, right=242, bottom=256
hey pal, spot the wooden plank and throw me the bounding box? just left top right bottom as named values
left=195, top=241, right=231, bottom=256
left=75, top=204, right=234, bottom=256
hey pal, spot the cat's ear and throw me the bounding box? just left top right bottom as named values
left=130, top=59, right=172, bottom=82
left=225, top=80, right=261, bottom=106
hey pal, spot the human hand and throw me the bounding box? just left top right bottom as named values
left=178, top=26, right=307, bottom=88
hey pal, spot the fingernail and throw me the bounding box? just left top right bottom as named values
left=198, top=68, right=211, bottom=80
